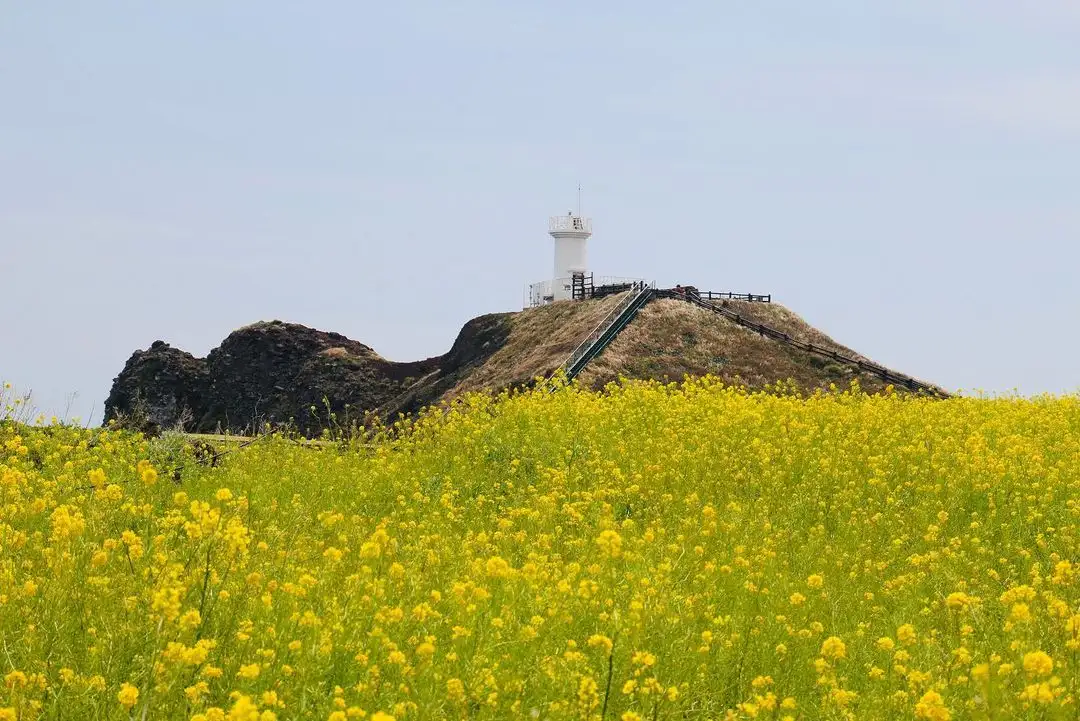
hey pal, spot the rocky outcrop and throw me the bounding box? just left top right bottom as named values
left=197, top=321, right=415, bottom=433
left=103, top=341, right=210, bottom=434
left=104, top=316, right=511, bottom=435
left=376, top=312, right=514, bottom=419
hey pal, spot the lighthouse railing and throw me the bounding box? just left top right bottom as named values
left=548, top=215, right=593, bottom=233
left=525, top=280, right=554, bottom=308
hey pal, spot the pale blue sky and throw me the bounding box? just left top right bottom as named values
left=3, top=1, right=1079, bottom=422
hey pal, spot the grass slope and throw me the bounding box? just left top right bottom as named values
left=576, top=298, right=891, bottom=393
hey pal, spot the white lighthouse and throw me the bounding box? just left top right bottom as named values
left=549, top=212, right=592, bottom=301
left=524, top=209, right=641, bottom=308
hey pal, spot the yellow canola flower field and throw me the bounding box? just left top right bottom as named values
left=2, top=377, right=1080, bottom=720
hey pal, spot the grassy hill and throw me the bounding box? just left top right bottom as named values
left=576, top=297, right=894, bottom=394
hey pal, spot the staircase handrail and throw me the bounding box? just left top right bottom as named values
left=561, top=282, right=653, bottom=374
left=662, top=290, right=948, bottom=398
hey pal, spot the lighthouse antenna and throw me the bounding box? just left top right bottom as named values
left=577, top=184, right=582, bottom=216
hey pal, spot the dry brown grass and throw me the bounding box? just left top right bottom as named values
left=445, top=293, right=630, bottom=399
left=321, top=347, right=350, bottom=359
left=715, top=300, right=869, bottom=361
left=576, top=299, right=890, bottom=394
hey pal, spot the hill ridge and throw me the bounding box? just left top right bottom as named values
left=105, top=291, right=941, bottom=434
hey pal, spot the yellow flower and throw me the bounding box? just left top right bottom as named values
left=829, top=688, right=856, bottom=707
left=227, top=695, right=259, bottom=721
left=897, top=624, right=917, bottom=646
left=587, top=634, right=613, bottom=655
left=914, top=690, right=951, bottom=720
left=185, top=682, right=209, bottom=703
left=1000, top=585, right=1036, bottom=605
left=1022, top=650, right=1053, bottom=678
left=595, top=530, right=623, bottom=557
left=237, top=663, right=261, bottom=680
left=807, top=574, right=824, bottom=589
left=820, top=636, right=847, bottom=660
left=1053, top=560, right=1074, bottom=585
left=485, top=556, right=511, bottom=578
left=945, top=592, right=971, bottom=611
left=179, top=609, right=202, bottom=631
left=1019, top=682, right=1058, bottom=704
left=117, top=683, right=139, bottom=709
left=1009, top=603, right=1032, bottom=623
left=577, top=676, right=600, bottom=714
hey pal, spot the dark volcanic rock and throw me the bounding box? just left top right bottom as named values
left=201, top=321, right=372, bottom=432
left=104, top=341, right=210, bottom=433
left=441, top=313, right=512, bottom=375
left=105, top=320, right=455, bottom=435
left=381, top=312, right=513, bottom=418
left=198, top=321, right=442, bottom=434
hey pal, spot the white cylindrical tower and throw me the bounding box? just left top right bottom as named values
left=549, top=213, right=592, bottom=301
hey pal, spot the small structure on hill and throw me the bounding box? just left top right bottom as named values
left=526, top=211, right=642, bottom=308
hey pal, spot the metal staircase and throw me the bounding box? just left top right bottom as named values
left=551, top=285, right=947, bottom=397
left=560, top=282, right=655, bottom=381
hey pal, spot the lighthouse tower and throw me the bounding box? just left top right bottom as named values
left=548, top=212, right=592, bottom=301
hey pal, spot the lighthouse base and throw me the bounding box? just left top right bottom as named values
left=524, top=274, right=646, bottom=308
